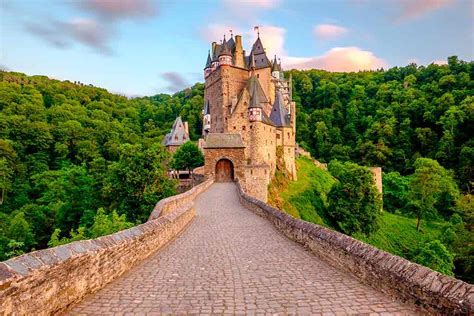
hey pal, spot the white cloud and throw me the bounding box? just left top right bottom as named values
left=313, top=24, right=348, bottom=40
left=283, top=47, right=388, bottom=72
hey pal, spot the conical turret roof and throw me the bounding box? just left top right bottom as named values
left=270, top=90, right=290, bottom=127
left=272, top=55, right=282, bottom=72
left=204, top=51, right=212, bottom=69
left=247, top=75, right=268, bottom=109
left=219, top=36, right=232, bottom=57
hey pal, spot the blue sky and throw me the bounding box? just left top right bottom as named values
left=1, top=0, right=472, bottom=96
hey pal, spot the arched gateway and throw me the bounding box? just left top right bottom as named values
left=215, top=158, right=234, bottom=182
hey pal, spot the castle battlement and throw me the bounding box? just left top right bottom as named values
left=201, top=33, right=297, bottom=202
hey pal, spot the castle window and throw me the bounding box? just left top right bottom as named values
left=247, top=159, right=251, bottom=165
left=288, top=132, right=290, bottom=140
left=233, top=126, right=236, bottom=130
left=257, top=74, right=260, bottom=78
left=241, top=113, right=244, bottom=118
left=174, top=135, right=178, bottom=140
left=250, top=125, right=252, bottom=129
left=264, top=169, right=267, bottom=175
left=276, top=134, right=280, bottom=139
left=242, top=126, right=246, bottom=131
left=250, top=169, right=253, bottom=175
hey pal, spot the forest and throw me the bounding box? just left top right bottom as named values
left=0, top=57, right=472, bottom=282
left=282, top=56, right=472, bottom=282
left=0, top=71, right=204, bottom=259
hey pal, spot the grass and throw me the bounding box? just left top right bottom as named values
left=272, top=156, right=447, bottom=261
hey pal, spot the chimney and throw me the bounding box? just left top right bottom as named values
left=211, top=42, right=217, bottom=58
left=184, top=122, right=189, bottom=138
left=234, top=35, right=245, bottom=68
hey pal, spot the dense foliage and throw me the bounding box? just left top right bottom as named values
left=0, top=72, right=210, bottom=260
left=326, top=160, right=382, bottom=236
left=289, top=56, right=473, bottom=192
left=170, top=141, right=204, bottom=174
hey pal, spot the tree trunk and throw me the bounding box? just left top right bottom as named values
left=416, top=216, right=421, bottom=231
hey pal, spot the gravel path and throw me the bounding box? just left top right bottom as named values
left=68, top=182, right=422, bottom=315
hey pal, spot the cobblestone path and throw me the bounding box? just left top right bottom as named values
left=68, top=183, right=422, bottom=315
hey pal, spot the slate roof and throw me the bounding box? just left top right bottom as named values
left=227, top=36, right=235, bottom=52
left=162, top=117, right=189, bottom=146
left=204, top=51, right=212, bottom=69
left=250, top=37, right=271, bottom=69
left=219, top=37, right=232, bottom=57
left=272, top=55, right=282, bottom=72
left=204, top=133, right=245, bottom=148
left=247, top=75, right=268, bottom=109
left=270, top=91, right=290, bottom=127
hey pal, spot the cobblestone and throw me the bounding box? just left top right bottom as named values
left=67, top=183, right=422, bottom=315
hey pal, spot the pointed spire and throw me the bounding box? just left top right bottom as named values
left=205, top=50, right=212, bottom=69
left=249, top=51, right=256, bottom=70
left=219, top=35, right=232, bottom=57
left=247, top=75, right=268, bottom=109
left=270, top=90, right=290, bottom=127
left=272, top=55, right=281, bottom=72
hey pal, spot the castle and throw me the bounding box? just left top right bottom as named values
left=199, top=33, right=297, bottom=202
left=162, top=116, right=190, bottom=152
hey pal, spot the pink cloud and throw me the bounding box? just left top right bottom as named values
left=314, top=24, right=348, bottom=40
left=397, top=0, right=454, bottom=21
left=223, top=0, right=280, bottom=10
left=247, top=25, right=286, bottom=57
left=79, top=0, right=158, bottom=19
left=283, top=47, right=388, bottom=72
left=433, top=59, right=448, bottom=65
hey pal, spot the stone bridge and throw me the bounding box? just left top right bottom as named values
left=1, top=181, right=473, bottom=315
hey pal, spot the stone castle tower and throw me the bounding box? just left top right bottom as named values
left=200, top=33, right=297, bottom=202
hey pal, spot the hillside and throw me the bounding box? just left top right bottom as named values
left=289, top=57, right=473, bottom=192
left=0, top=71, right=204, bottom=260
left=271, top=156, right=471, bottom=283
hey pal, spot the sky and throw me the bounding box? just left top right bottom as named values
left=0, top=0, right=473, bottom=97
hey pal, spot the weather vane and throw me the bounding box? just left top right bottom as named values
left=230, top=29, right=233, bottom=38
left=254, top=26, right=260, bottom=37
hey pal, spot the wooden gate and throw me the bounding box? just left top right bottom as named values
left=215, top=159, right=234, bottom=182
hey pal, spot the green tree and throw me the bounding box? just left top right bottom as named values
left=0, top=157, right=13, bottom=205
left=88, top=208, right=133, bottom=238
left=414, top=240, right=455, bottom=276
left=170, top=141, right=204, bottom=176
left=327, top=160, right=382, bottom=236
left=409, top=158, right=457, bottom=230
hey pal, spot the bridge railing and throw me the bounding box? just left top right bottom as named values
left=0, top=177, right=213, bottom=315
left=235, top=180, right=473, bottom=315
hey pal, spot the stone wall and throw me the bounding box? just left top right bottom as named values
left=0, top=178, right=213, bottom=315
left=235, top=181, right=474, bottom=315
left=149, top=178, right=214, bottom=220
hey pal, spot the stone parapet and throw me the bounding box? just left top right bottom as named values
left=235, top=181, right=474, bottom=315
left=0, top=178, right=214, bottom=315
left=149, top=177, right=213, bottom=220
